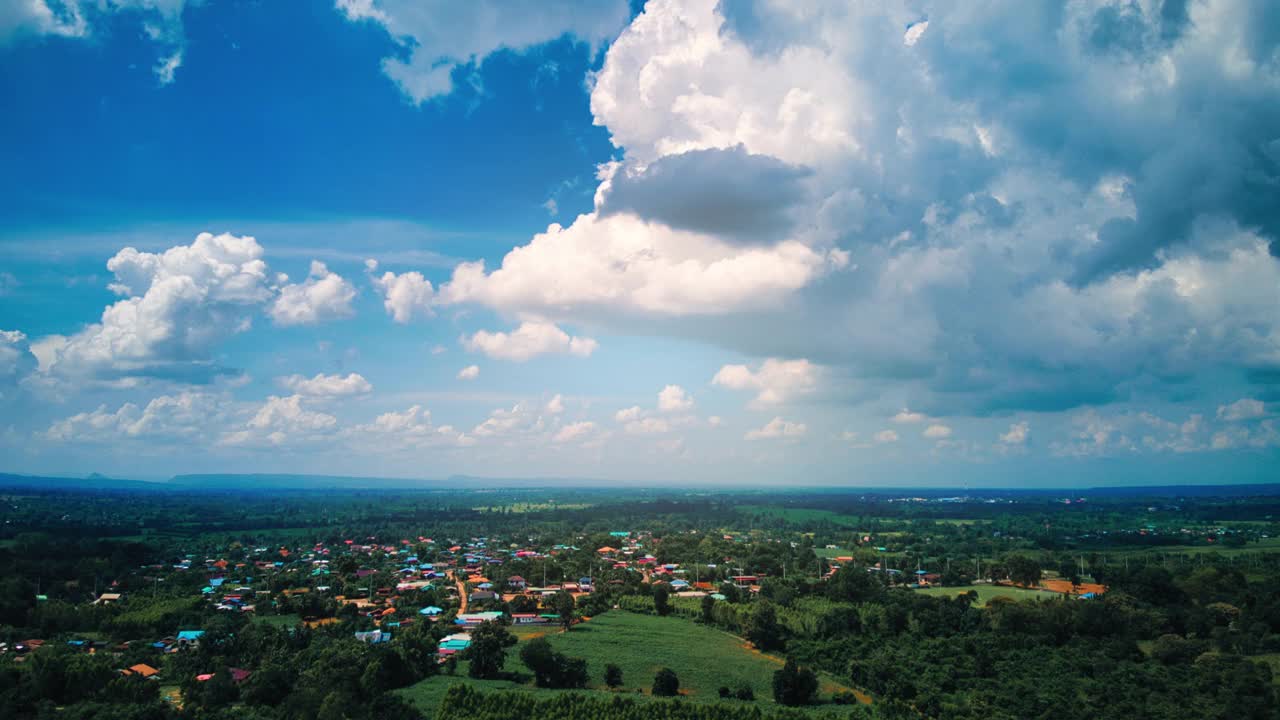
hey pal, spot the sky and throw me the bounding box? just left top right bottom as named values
left=1, top=0, right=1278, bottom=487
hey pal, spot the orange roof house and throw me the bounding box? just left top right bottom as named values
left=596, top=546, right=617, bottom=554
left=123, top=663, right=160, bottom=678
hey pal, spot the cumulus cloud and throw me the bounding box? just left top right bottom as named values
left=47, top=392, right=222, bottom=442
left=347, top=405, right=472, bottom=449
left=438, top=211, right=843, bottom=317
left=371, top=270, right=434, bottom=323
left=625, top=417, right=670, bottom=435
left=1217, top=398, right=1265, bottom=422
left=614, top=406, right=641, bottom=423
left=472, top=402, right=546, bottom=439
left=430, top=0, right=1280, bottom=421
left=923, top=423, right=952, bottom=439
left=222, top=394, right=338, bottom=447
left=463, top=321, right=597, bottom=361
left=874, top=429, right=899, bottom=444
left=999, top=422, right=1030, bottom=445
left=553, top=420, right=597, bottom=444
left=891, top=409, right=928, bottom=424
left=657, top=384, right=694, bottom=412
left=712, top=358, right=817, bottom=407
left=456, top=364, right=480, bottom=381
left=47, top=233, right=273, bottom=382
left=545, top=394, right=565, bottom=414
left=0, top=330, right=36, bottom=395
left=279, top=372, right=372, bottom=397
left=269, top=261, right=357, bottom=326
left=745, top=416, right=806, bottom=440
left=334, top=0, right=629, bottom=104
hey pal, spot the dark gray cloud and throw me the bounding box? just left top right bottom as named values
left=599, top=146, right=812, bottom=242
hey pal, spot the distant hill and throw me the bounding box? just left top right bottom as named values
left=0, top=472, right=166, bottom=492
left=1, top=471, right=1277, bottom=496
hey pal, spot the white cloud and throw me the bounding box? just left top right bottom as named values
left=371, top=270, right=434, bottom=323
left=707, top=415, right=723, bottom=427
left=1, top=1, right=187, bottom=84
left=1217, top=398, right=1265, bottom=422
left=874, top=429, right=899, bottom=444
left=270, top=261, right=357, bottom=326
left=440, top=212, right=842, bottom=317
left=473, top=402, right=546, bottom=439
left=49, top=233, right=272, bottom=381
left=334, top=0, right=629, bottom=104
left=999, top=422, right=1030, bottom=445
left=891, top=409, right=928, bottom=424
left=221, top=394, right=338, bottom=447
left=463, top=321, right=598, bottom=361
left=903, top=19, right=928, bottom=46
left=625, top=417, right=670, bottom=435
left=614, top=406, right=642, bottom=423
left=657, top=384, right=693, bottom=412
left=923, top=423, right=952, bottom=439
left=553, top=421, right=597, bottom=444
left=712, top=358, right=818, bottom=407
left=47, top=392, right=222, bottom=442
left=746, top=416, right=806, bottom=440
left=545, top=394, right=565, bottom=414
left=456, top=364, right=480, bottom=381
left=347, top=405, right=473, bottom=449
left=280, top=372, right=372, bottom=397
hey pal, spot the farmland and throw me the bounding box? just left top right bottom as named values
left=399, top=611, right=863, bottom=718
left=914, top=583, right=1060, bottom=606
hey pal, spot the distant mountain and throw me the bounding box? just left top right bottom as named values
left=1, top=471, right=1278, bottom=496
left=0, top=472, right=166, bottom=492
left=168, top=473, right=448, bottom=490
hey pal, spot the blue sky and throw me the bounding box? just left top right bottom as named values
left=1, top=0, right=1278, bottom=486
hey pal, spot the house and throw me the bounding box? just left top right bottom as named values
left=455, top=611, right=504, bottom=625
left=507, top=575, right=527, bottom=590
left=93, top=592, right=123, bottom=605
left=122, top=663, right=160, bottom=679
left=511, top=613, right=546, bottom=625
left=354, top=630, right=391, bottom=644
left=469, top=590, right=497, bottom=603
left=176, top=630, right=204, bottom=649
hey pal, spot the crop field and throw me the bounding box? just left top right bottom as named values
left=914, top=584, right=1061, bottom=606
left=398, top=611, right=865, bottom=718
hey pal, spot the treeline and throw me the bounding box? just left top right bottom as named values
left=435, top=685, right=860, bottom=720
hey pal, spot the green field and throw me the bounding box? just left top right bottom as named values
left=736, top=505, right=862, bottom=528
left=397, top=611, right=864, bottom=718
left=250, top=613, right=301, bottom=628
left=915, top=584, right=1060, bottom=606
left=1095, top=536, right=1280, bottom=558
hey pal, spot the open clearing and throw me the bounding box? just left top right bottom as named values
left=398, top=611, right=864, bottom=718
left=915, top=584, right=1060, bottom=606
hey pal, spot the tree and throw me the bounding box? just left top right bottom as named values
left=772, top=657, right=818, bottom=706
left=700, top=594, right=715, bottom=623
left=604, top=664, right=623, bottom=689
left=552, top=590, right=576, bottom=631
left=1005, top=555, right=1042, bottom=587
left=518, top=637, right=589, bottom=689
left=653, top=584, right=671, bottom=616
left=652, top=667, right=680, bottom=696
left=745, top=600, right=785, bottom=652
left=463, top=620, right=516, bottom=679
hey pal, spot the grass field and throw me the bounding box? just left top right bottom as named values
left=250, top=613, right=302, bottom=628
left=915, top=584, right=1060, bottom=606
left=397, top=611, right=865, bottom=719
left=1095, top=536, right=1280, bottom=558
left=736, top=505, right=863, bottom=528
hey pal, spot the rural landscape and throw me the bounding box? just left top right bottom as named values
left=1, top=475, right=1278, bottom=719
left=4, top=0, right=1280, bottom=718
